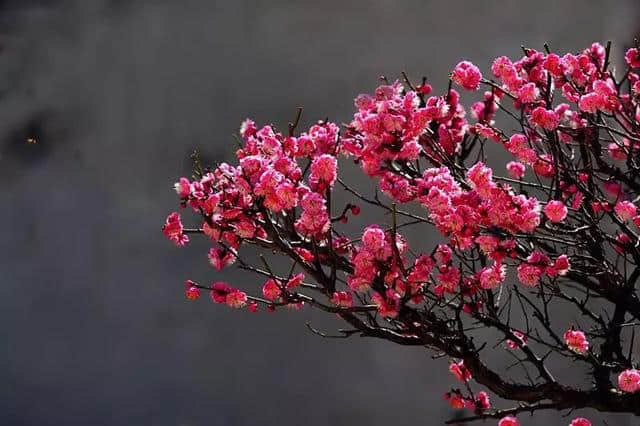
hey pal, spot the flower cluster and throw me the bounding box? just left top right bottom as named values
left=343, top=80, right=467, bottom=183
left=414, top=163, right=542, bottom=251
left=162, top=42, right=640, bottom=425
left=489, top=44, right=636, bottom=175
left=516, top=252, right=570, bottom=286
left=183, top=280, right=249, bottom=309
left=444, top=390, right=490, bottom=412
left=348, top=225, right=414, bottom=317
left=164, top=119, right=347, bottom=310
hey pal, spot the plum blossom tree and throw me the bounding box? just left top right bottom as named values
left=162, top=41, right=640, bottom=425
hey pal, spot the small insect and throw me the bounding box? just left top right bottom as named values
left=26, top=137, right=37, bottom=144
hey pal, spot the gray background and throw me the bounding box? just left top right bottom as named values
left=1, top=1, right=639, bottom=425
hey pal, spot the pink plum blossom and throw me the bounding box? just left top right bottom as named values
left=449, top=360, right=472, bottom=382
left=564, top=329, right=589, bottom=354
left=569, top=418, right=591, bottom=426
left=544, top=200, right=568, bottom=222
left=498, top=416, right=520, bottom=426
left=615, top=201, right=637, bottom=221
left=452, top=61, right=482, bottom=90
left=162, top=212, right=189, bottom=246
left=618, top=369, right=640, bottom=393
left=506, top=161, right=526, bottom=179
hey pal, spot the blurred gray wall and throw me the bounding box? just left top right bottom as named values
left=1, top=1, right=639, bottom=425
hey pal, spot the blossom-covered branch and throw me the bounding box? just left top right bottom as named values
left=162, top=41, right=640, bottom=425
